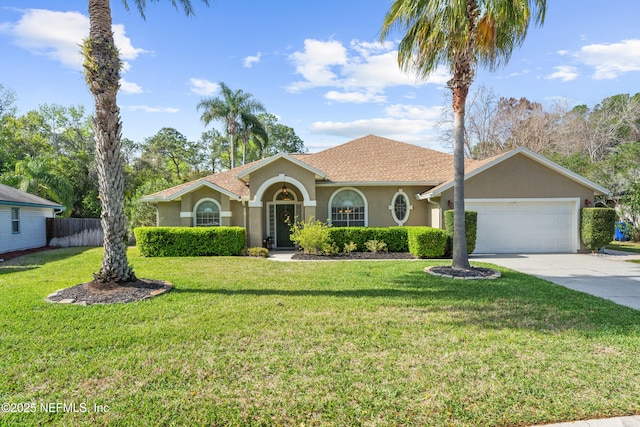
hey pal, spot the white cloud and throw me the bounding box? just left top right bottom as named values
left=189, top=78, right=218, bottom=96
left=287, top=38, right=450, bottom=102
left=243, top=52, right=261, bottom=68
left=119, top=79, right=143, bottom=94
left=288, top=39, right=348, bottom=92
left=384, top=104, right=445, bottom=120
left=324, top=90, right=386, bottom=103
left=1, top=8, right=146, bottom=70
left=128, top=105, right=179, bottom=113
left=545, top=65, right=579, bottom=82
left=576, top=39, right=640, bottom=79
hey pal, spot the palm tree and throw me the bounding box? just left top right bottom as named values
left=238, top=112, right=268, bottom=165
left=1, top=155, right=73, bottom=214
left=84, top=0, right=207, bottom=284
left=381, top=0, right=546, bottom=270
left=197, top=82, right=266, bottom=169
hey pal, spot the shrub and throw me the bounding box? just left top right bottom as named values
left=288, top=216, right=331, bottom=254
left=328, top=227, right=408, bottom=252
left=365, top=239, right=387, bottom=253
left=444, top=210, right=478, bottom=256
left=581, top=208, right=616, bottom=252
left=343, top=241, right=358, bottom=253
left=407, top=227, right=447, bottom=258
left=134, top=227, right=246, bottom=257
left=245, top=247, right=269, bottom=258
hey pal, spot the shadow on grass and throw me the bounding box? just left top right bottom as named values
left=172, top=269, right=640, bottom=336
left=0, top=247, right=95, bottom=276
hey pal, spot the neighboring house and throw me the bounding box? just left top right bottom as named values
left=0, top=183, right=65, bottom=253
left=142, top=135, right=609, bottom=253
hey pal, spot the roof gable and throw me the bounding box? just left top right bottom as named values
left=236, top=152, right=327, bottom=181
left=420, top=147, right=610, bottom=199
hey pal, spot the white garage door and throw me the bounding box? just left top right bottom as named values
left=465, top=199, right=579, bottom=254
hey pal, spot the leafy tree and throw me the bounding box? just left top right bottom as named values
left=142, top=127, right=207, bottom=182
left=83, top=0, right=208, bottom=284
left=1, top=155, right=73, bottom=214
left=381, top=0, right=546, bottom=270
left=197, top=82, right=266, bottom=168
left=258, top=113, right=306, bottom=158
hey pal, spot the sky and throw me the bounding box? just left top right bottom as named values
left=1, top=1, right=640, bottom=153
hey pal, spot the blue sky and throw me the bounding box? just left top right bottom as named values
left=1, top=1, right=639, bottom=153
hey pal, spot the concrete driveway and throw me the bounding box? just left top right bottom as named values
left=473, top=250, right=640, bottom=310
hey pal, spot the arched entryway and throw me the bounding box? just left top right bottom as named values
left=268, top=186, right=300, bottom=248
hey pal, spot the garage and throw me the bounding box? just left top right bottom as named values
left=465, top=198, right=580, bottom=254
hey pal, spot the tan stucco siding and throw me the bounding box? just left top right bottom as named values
left=157, top=201, right=182, bottom=226
left=317, top=186, right=431, bottom=227
left=466, top=155, right=593, bottom=199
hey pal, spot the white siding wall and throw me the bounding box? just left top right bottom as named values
left=0, top=206, right=54, bottom=253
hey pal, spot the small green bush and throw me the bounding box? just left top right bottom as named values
left=365, top=239, right=387, bottom=253
left=289, top=216, right=331, bottom=254
left=581, top=208, right=616, bottom=252
left=134, top=226, right=246, bottom=257
left=343, top=241, right=358, bottom=253
left=245, top=247, right=269, bottom=258
left=407, top=227, right=447, bottom=258
left=444, top=210, right=478, bottom=256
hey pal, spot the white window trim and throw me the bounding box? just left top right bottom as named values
left=11, top=207, right=20, bottom=234
left=389, top=189, right=413, bottom=226
left=328, top=187, right=368, bottom=227
left=193, top=198, right=223, bottom=227
left=273, top=188, right=298, bottom=201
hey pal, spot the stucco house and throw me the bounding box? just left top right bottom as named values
left=142, top=134, right=609, bottom=253
left=0, top=183, right=65, bottom=253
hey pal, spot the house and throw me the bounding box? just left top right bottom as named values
left=0, top=183, right=65, bottom=253
left=142, top=135, right=610, bottom=253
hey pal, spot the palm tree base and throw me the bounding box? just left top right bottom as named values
left=425, top=266, right=501, bottom=280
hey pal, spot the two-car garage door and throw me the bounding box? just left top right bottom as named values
left=465, top=199, right=579, bottom=253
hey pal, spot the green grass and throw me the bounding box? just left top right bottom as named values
left=606, top=241, right=640, bottom=253
left=1, top=248, right=640, bottom=426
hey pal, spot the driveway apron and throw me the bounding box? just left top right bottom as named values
left=473, top=252, right=640, bottom=311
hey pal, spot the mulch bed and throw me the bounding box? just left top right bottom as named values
left=46, top=279, right=173, bottom=306
left=426, top=266, right=501, bottom=280
left=0, top=246, right=55, bottom=262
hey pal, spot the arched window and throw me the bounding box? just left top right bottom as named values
left=194, top=199, right=221, bottom=226
left=330, top=189, right=366, bottom=227
left=390, top=190, right=412, bottom=225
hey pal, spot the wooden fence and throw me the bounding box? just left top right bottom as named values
left=46, top=218, right=103, bottom=247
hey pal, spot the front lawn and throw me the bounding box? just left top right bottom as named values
left=606, top=241, right=640, bottom=253
left=1, top=248, right=640, bottom=426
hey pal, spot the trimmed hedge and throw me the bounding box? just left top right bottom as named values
left=581, top=208, right=616, bottom=252
left=328, top=227, right=408, bottom=252
left=444, top=210, right=478, bottom=255
left=407, top=227, right=447, bottom=258
left=134, top=227, right=246, bottom=257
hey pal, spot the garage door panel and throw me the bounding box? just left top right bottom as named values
left=466, top=200, right=577, bottom=254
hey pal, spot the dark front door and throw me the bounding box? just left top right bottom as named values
left=275, top=204, right=294, bottom=248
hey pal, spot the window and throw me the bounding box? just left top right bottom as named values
left=390, top=190, right=412, bottom=226
left=194, top=200, right=220, bottom=226
left=330, top=189, right=366, bottom=227
left=11, top=207, right=20, bottom=233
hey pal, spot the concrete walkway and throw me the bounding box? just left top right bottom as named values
left=473, top=250, right=640, bottom=310
left=530, top=415, right=640, bottom=427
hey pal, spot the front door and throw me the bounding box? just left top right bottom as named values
left=275, top=204, right=294, bottom=248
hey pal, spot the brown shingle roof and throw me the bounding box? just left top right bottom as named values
left=143, top=134, right=485, bottom=200
left=292, top=135, right=456, bottom=183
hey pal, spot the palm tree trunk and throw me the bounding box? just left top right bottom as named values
left=452, top=87, right=471, bottom=270
left=85, top=0, right=135, bottom=283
